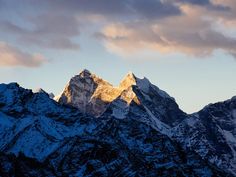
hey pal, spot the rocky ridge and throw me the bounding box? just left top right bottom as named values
left=56, top=69, right=236, bottom=176
left=0, top=70, right=235, bottom=176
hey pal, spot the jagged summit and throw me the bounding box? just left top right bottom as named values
left=33, top=88, right=46, bottom=94
left=69, top=69, right=112, bottom=87
left=77, top=69, right=99, bottom=80
left=56, top=69, right=120, bottom=116
left=1, top=77, right=236, bottom=176
left=79, top=69, right=91, bottom=76
left=119, top=72, right=152, bottom=92
left=119, top=72, right=137, bottom=89
left=0, top=82, right=19, bottom=90
left=33, top=88, right=55, bottom=99
left=56, top=70, right=148, bottom=116
left=56, top=69, right=175, bottom=117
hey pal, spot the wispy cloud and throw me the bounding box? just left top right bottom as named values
left=98, top=1, right=236, bottom=58
left=1, top=0, right=236, bottom=58
left=0, top=0, right=180, bottom=51
left=0, top=42, right=47, bottom=67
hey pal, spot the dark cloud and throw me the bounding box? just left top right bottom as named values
left=43, top=0, right=181, bottom=19
left=0, top=14, right=80, bottom=50
left=179, top=0, right=230, bottom=11
left=182, top=0, right=210, bottom=5
left=131, top=0, right=181, bottom=19
left=50, top=0, right=129, bottom=16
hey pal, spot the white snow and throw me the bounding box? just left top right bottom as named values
left=33, top=88, right=45, bottom=93
left=143, top=106, right=171, bottom=136
left=9, top=126, right=62, bottom=161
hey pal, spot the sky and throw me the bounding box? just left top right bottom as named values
left=0, top=0, right=235, bottom=113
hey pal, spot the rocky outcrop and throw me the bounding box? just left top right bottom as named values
left=55, top=69, right=122, bottom=116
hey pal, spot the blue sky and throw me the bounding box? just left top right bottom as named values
left=0, top=0, right=235, bottom=113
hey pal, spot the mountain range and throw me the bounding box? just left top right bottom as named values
left=0, top=69, right=235, bottom=177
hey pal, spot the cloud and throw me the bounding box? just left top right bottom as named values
left=0, top=42, right=47, bottom=67
left=1, top=0, right=236, bottom=59
left=0, top=0, right=182, bottom=51
left=172, top=0, right=229, bottom=11
left=132, top=0, right=181, bottom=19
left=98, top=2, right=236, bottom=58
left=43, top=0, right=181, bottom=19
left=0, top=13, right=80, bottom=50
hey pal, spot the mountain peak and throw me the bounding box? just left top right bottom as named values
left=78, top=69, right=92, bottom=77
left=56, top=69, right=119, bottom=116
left=119, top=71, right=137, bottom=89
left=127, top=71, right=136, bottom=78
left=33, top=88, right=46, bottom=94
left=56, top=70, right=174, bottom=117
left=119, top=72, right=151, bottom=93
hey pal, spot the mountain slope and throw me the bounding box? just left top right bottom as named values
left=113, top=72, right=187, bottom=126
left=0, top=82, right=228, bottom=177
left=171, top=96, right=236, bottom=175
left=54, top=70, right=236, bottom=175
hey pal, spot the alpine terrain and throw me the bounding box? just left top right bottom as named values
left=0, top=69, right=235, bottom=177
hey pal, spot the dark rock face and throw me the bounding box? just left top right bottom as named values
left=0, top=153, right=55, bottom=177
left=169, top=97, right=236, bottom=175
left=131, top=84, right=188, bottom=126
left=0, top=79, right=235, bottom=177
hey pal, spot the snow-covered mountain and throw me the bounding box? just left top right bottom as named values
left=171, top=96, right=236, bottom=175
left=0, top=70, right=235, bottom=176
left=56, top=70, right=185, bottom=125
left=55, top=69, right=122, bottom=117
